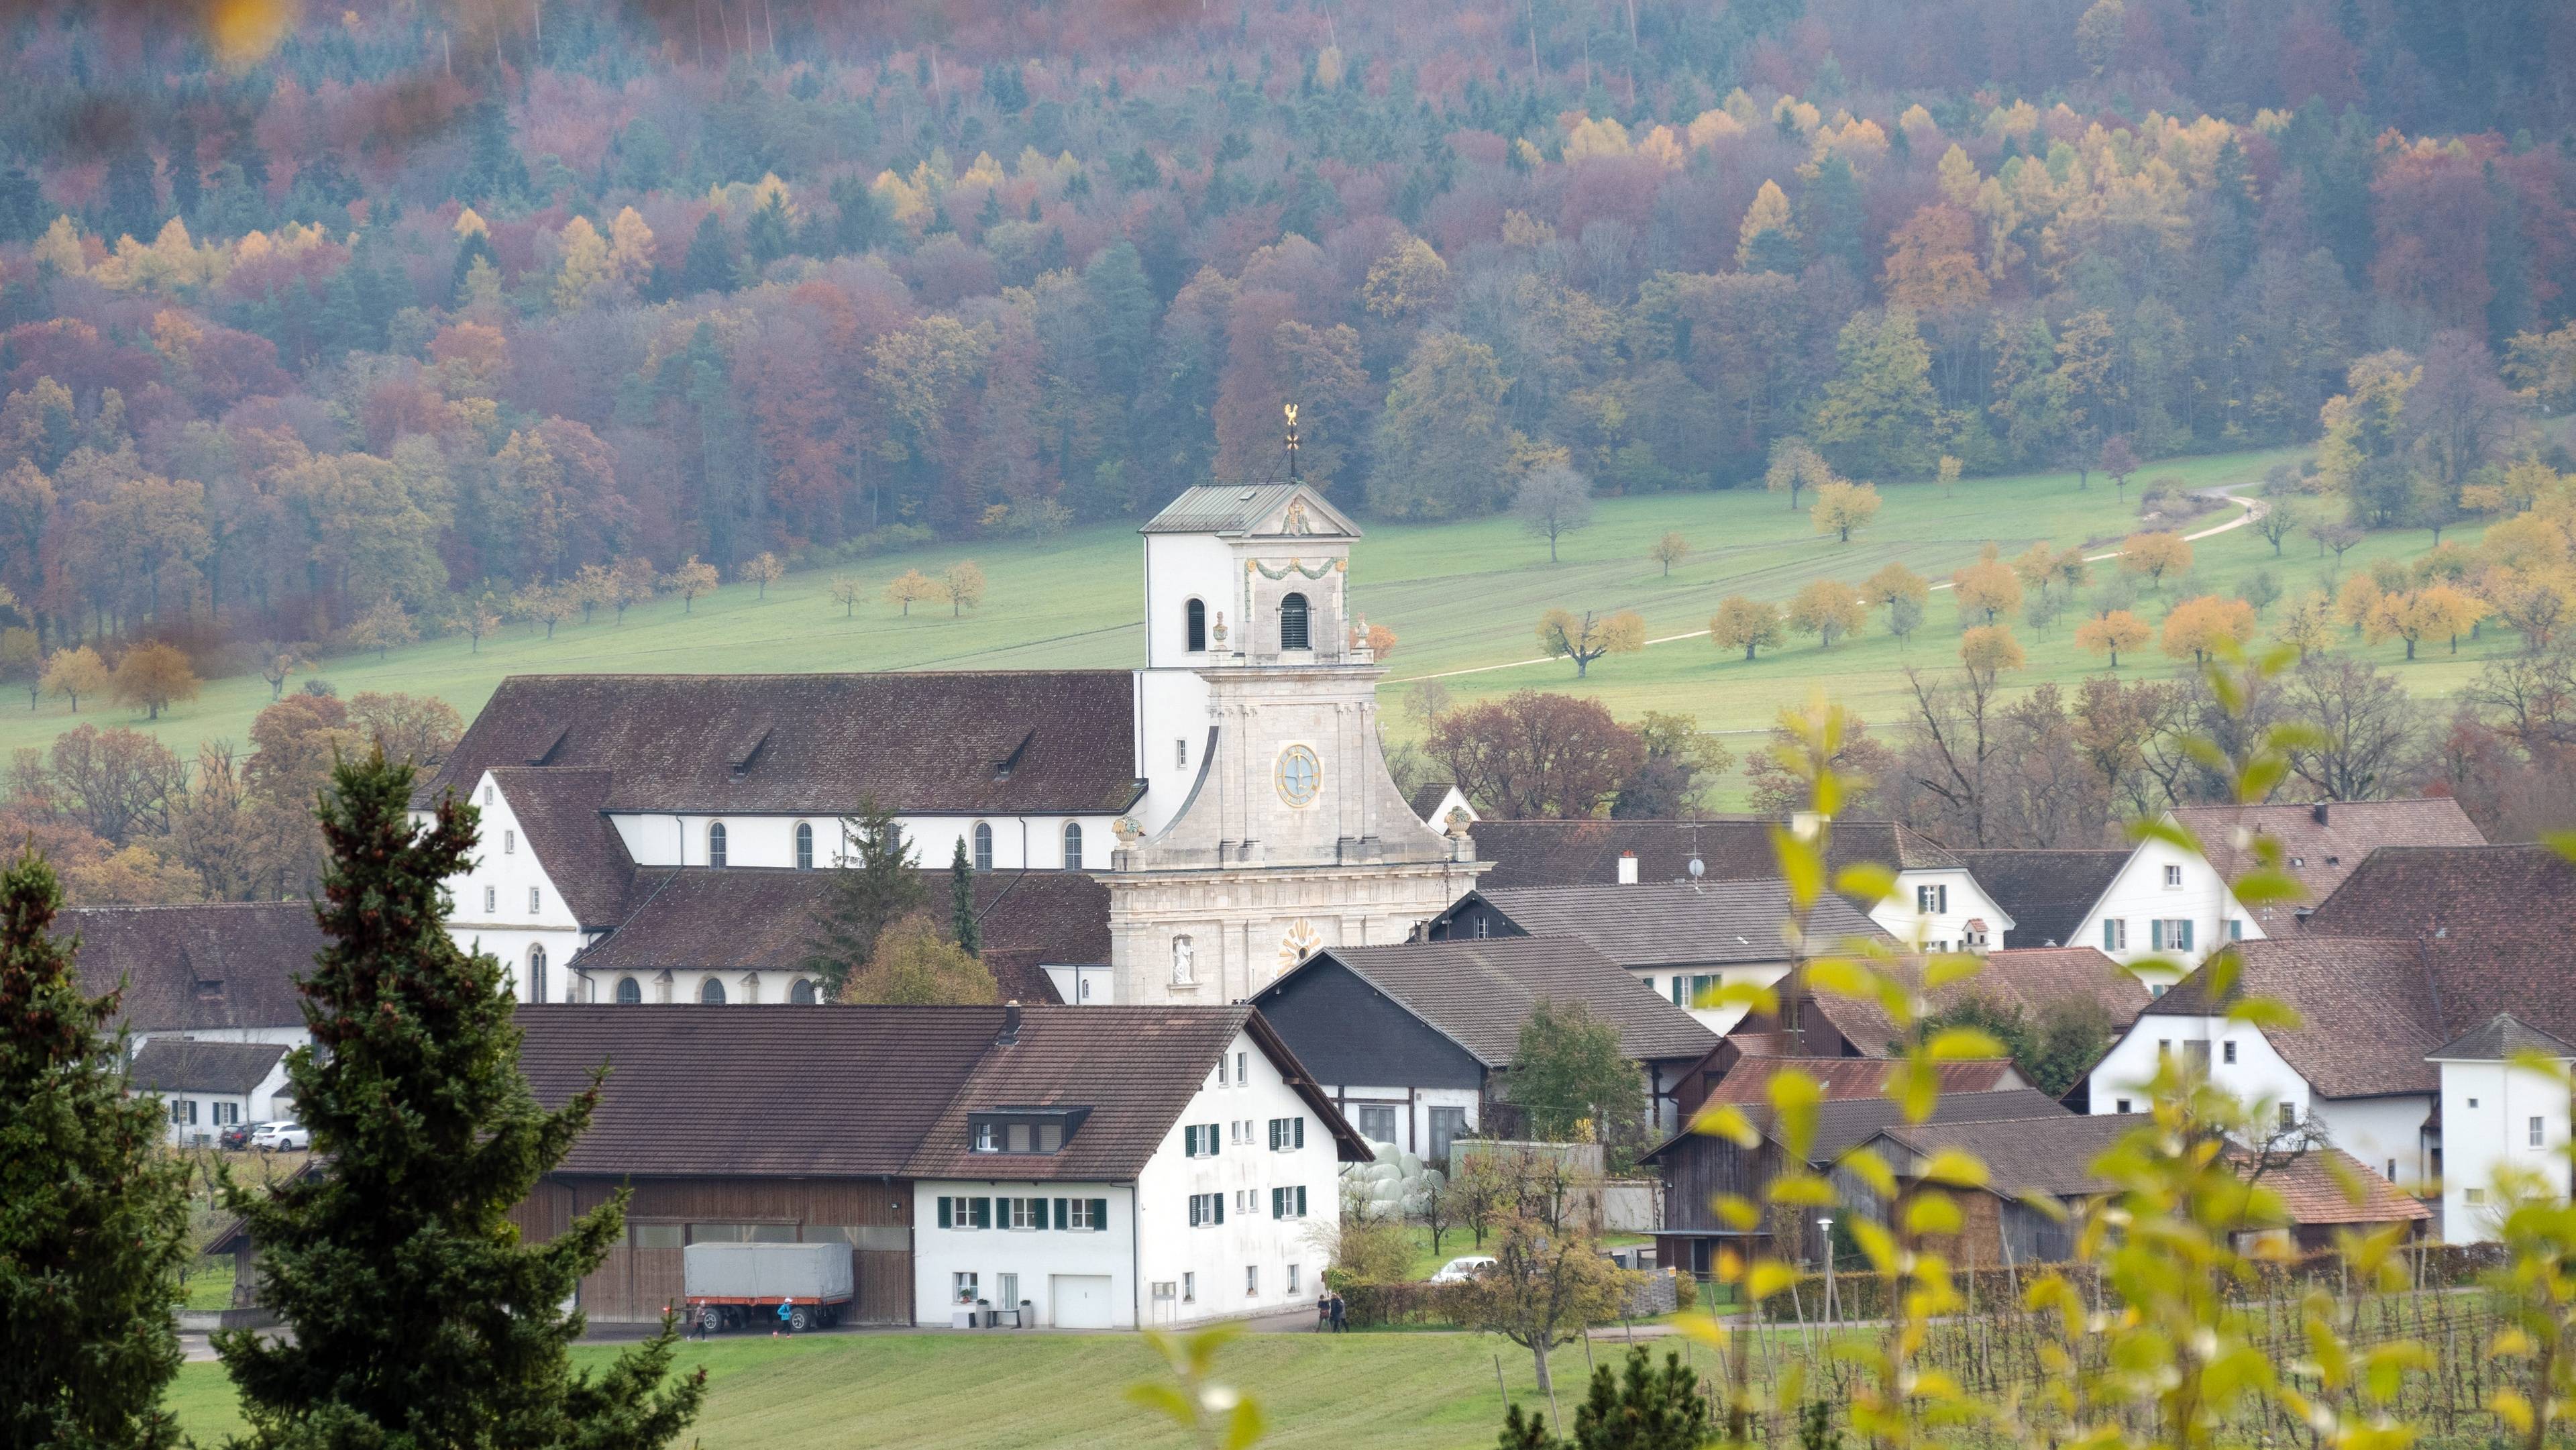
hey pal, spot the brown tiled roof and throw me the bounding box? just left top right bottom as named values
left=1294, top=937, right=1718, bottom=1067
left=1953, top=850, right=2130, bottom=948
left=2304, top=844, right=2576, bottom=1047
left=1652, top=1086, right=2075, bottom=1165
left=1699, top=1057, right=2022, bottom=1104
left=2172, top=799, right=2485, bottom=907
left=516, top=1004, right=1364, bottom=1180
left=902, top=1007, right=1368, bottom=1178
left=1462, top=882, right=1893, bottom=968
left=569, top=867, right=1104, bottom=1005
left=65, top=904, right=324, bottom=1035
left=1865, top=1112, right=2149, bottom=1198
left=416, top=674, right=1144, bottom=815
left=127, top=1039, right=288, bottom=1096
left=2428, top=1013, right=2576, bottom=1061
left=490, top=768, right=641, bottom=929
left=2234, top=1147, right=2430, bottom=1225
left=2143, top=937, right=2448, bottom=1098
left=1472, top=818, right=1958, bottom=894
left=1758, top=946, right=2150, bottom=1064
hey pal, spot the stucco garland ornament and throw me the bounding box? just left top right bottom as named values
left=1250, top=558, right=1338, bottom=580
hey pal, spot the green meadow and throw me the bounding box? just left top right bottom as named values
left=0, top=446, right=2502, bottom=784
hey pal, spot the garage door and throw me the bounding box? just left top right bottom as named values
left=1051, top=1274, right=1115, bottom=1329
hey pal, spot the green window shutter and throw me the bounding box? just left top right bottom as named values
left=970, top=1198, right=989, bottom=1229
left=1214, top=1195, right=1225, bottom=1225
left=1089, top=1198, right=1107, bottom=1229
left=1297, top=1186, right=1307, bottom=1216
left=1295, top=1117, right=1305, bottom=1148
left=2180, top=920, right=2195, bottom=951
left=937, top=1197, right=952, bottom=1229
left=1053, top=1198, right=1067, bottom=1229
left=1209, top=1123, right=1220, bottom=1156
left=2103, top=920, right=2116, bottom=951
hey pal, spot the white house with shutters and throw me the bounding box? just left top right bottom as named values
left=1961, top=837, right=2262, bottom=990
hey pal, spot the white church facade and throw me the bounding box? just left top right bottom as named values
left=416, top=480, right=1481, bottom=1006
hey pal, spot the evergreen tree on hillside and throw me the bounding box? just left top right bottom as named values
left=680, top=211, right=737, bottom=297
left=458, top=100, right=531, bottom=208
left=0, top=847, right=191, bottom=1450
left=949, top=837, right=979, bottom=957
left=800, top=798, right=926, bottom=997
left=215, top=752, right=703, bottom=1450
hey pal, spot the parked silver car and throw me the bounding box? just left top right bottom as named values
left=250, top=1121, right=310, bottom=1151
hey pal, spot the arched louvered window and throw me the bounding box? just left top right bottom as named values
left=972, top=821, right=994, bottom=872
left=700, top=976, right=727, bottom=1004
left=707, top=822, right=728, bottom=868
left=794, top=821, right=814, bottom=870
left=1279, top=592, right=1310, bottom=650
left=1063, top=821, right=1084, bottom=869
left=529, top=945, right=549, bottom=1004
left=790, top=978, right=817, bottom=1004
left=614, top=976, right=642, bottom=1004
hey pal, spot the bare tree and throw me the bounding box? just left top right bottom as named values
left=2282, top=657, right=2420, bottom=801
left=1513, top=464, right=1596, bottom=564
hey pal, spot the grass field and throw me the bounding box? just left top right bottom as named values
left=3, top=446, right=2506, bottom=800
left=164, top=1328, right=1685, bottom=1450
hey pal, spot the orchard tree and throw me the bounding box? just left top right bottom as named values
left=663, top=556, right=719, bottom=613
left=2276, top=593, right=2339, bottom=659
left=1512, top=464, right=1595, bottom=564
left=739, top=552, right=785, bottom=599
left=257, top=644, right=305, bottom=699
left=1788, top=578, right=1866, bottom=648
left=611, top=558, right=657, bottom=622
left=1426, top=692, right=1646, bottom=819
left=513, top=584, right=569, bottom=639
left=462, top=602, right=504, bottom=654
left=1951, top=552, right=2023, bottom=625
left=829, top=574, right=863, bottom=617
left=2119, top=531, right=2193, bottom=590
left=1649, top=532, right=1690, bottom=576
left=883, top=570, right=935, bottom=615
left=1959, top=624, right=2025, bottom=678
left=2076, top=610, right=2149, bottom=667
left=0, top=846, right=193, bottom=1450
left=2255, top=499, right=2300, bottom=556
left=2098, top=434, right=2140, bottom=497
left=346, top=598, right=417, bottom=660
left=1764, top=436, right=1829, bottom=511
left=940, top=561, right=986, bottom=616
left=215, top=751, right=706, bottom=1450
left=1710, top=597, right=1784, bottom=660
left=111, top=641, right=199, bottom=719
left=2160, top=595, right=2258, bottom=664
left=42, top=646, right=108, bottom=712
left=1811, top=479, right=1882, bottom=543
left=1865, top=563, right=1930, bottom=639
left=1537, top=608, right=1646, bottom=677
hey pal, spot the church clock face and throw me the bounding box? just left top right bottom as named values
left=1275, top=745, right=1321, bottom=807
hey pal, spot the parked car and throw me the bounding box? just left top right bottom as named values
left=219, top=1121, right=266, bottom=1150
left=1430, top=1255, right=1496, bottom=1284
left=251, top=1121, right=309, bottom=1151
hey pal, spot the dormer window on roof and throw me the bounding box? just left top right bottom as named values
left=967, top=1106, right=1089, bottom=1155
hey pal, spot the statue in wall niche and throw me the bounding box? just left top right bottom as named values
left=1171, top=935, right=1194, bottom=984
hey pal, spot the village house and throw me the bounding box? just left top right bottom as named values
left=1250, top=936, right=1718, bottom=1155
left=1419, top=882, right=1894, bottom=1033
left=1836, top=1112, right=2147, bottom=1267
left=413, top=480, right=1482, bottom=1005
left=508, top=1002, right=1366, bottom=1329
left=68, top=902, right=323, bottom=1054
left=1467, top=818, right=2014, bottom=956
left=132, top=1039, right=294, bottom=1147
left=1956, top=837, right=2262, bottom=986
left=2169, top=798, right=2485, bottom=927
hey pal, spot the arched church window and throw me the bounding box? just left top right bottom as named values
left=794, top=821, right=814, bottom=870
left=700, top=976, right=727, bottom=1004
left=529, top=945, right=549, bottom=1004
left=972, top=821, right=994, bottom=872
left=790, top=978, right=817, bottom=1004
left=614, top=976, right=642, bottom=1004
left=1063, top=821, right=1083, bottom=869
left=1279, top=592, right=1311, bottom=650
left=1185, top=598, right=1206, bottom=652
left=707, top=821, right=728, bottom=868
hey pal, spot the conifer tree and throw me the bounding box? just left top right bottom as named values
left=949, top=837, right=980, bottom=957
left=0, top=847, right=190, bottom=1450
left=800, top=797, right=926, bottom=998
left=215, top=751, right=702, bottom=1450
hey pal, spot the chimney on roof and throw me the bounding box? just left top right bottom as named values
left=2312, top=801, right=2331, bottom=826
left=1617, top=851, right=1639, bottom=886
left=999, top=1000, right=1022, bottom=1046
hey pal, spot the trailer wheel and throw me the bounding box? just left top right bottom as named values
left=788, top=1304, right=815, bottom=1333
left=696, top=1305, right=723, bottom=1335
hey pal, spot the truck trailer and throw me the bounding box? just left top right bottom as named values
left=683, top=1241, right=855, bottom=1333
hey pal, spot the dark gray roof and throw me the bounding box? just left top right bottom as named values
left=490, top=768, right=641, bottom=929
left=515, top=1004, right=1366, bottom=1180
left=127, top=1039, right=288, bottom=1096
left=1471, top=818, right=1960, bottom=893
left=2141, top=937, right=2449, bottom=1098
left=1863, top=1113, right=2149, bottom=1198
left=418, top=674, right=1145, bottom=816
left=1138, top=482, right=1359, bottom=536
left=2428, top=1013, right=2576, bottom=1062
left=1287, top=937, right=1717, bottom=1068
left=1953, top=850, right=2130, bottom=948
left=66, top=904, right=323, bottom=1035
left=1457, top=882, right=1893, bottom=968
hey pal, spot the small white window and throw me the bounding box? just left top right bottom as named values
left=1215, top=1055, right=1228, bottom=1086
left=2115, top=1098, right=2132, bottom=1113
left=1916, top=884, right=1947, bottom=914
left=504, top=829, right=515, bottom=854
left=528, top=887, right=541, bottom=913
left=2279, top=1102, right=2296, bottom=1130
left=2469, top=1097, right=2480, bottom=1108
left=1176, top=738, right=1189, bottom=768
left=2532, top=1116, right=2546, bottom=1147
left=483, top=784, right=493, bottom=806
left=1245, top=1265, right=1259, bottom=1296
left=974, top=1122, right=1000, bottom=1151
left=1287, top=1263, right=1301, bottom=1294
left=1236, top=1051, right=1247, bottom=1084
left=2163, top=864, right=2182, bottom=888
left=2222, top=1040, right=2237, bottom=1063
left=484, top=886, right=496, bottom=913
left=1183, top=1272, right=1196, bottom=1303
left=2465, top=1188, right=2487, bottom=1205
left=953, top=1272, right=979, bottom=1304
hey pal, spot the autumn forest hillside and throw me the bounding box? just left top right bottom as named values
left=3, top=0, right=2576, bottom=897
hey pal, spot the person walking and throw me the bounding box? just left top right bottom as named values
left=1328, top=1290, right=1348, bottom=1333
left=776, top=1296, right=795, bottom=1337
left=1315, top=1288, right=1332, bottom=1332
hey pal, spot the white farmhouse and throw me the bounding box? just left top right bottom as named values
left=1957, top=837, right=2262, bottom=988
left=2428, top=1015, right=2576, bottom=1244
left=131, top=1039, right=294, bottom=1147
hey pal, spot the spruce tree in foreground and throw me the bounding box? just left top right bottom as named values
left=949, top=837, right=980, bottom=957
left=0, top=847, right=190, bottom=1450
left=216, top=751, right=702, bottom=1450
left=799, top=798, right=924, bottom=996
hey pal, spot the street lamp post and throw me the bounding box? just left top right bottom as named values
left=1817, top=1216, right=1835, bottom=1325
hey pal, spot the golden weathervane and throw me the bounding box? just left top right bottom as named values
left=1283, top=401, right=1301, bottom=480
